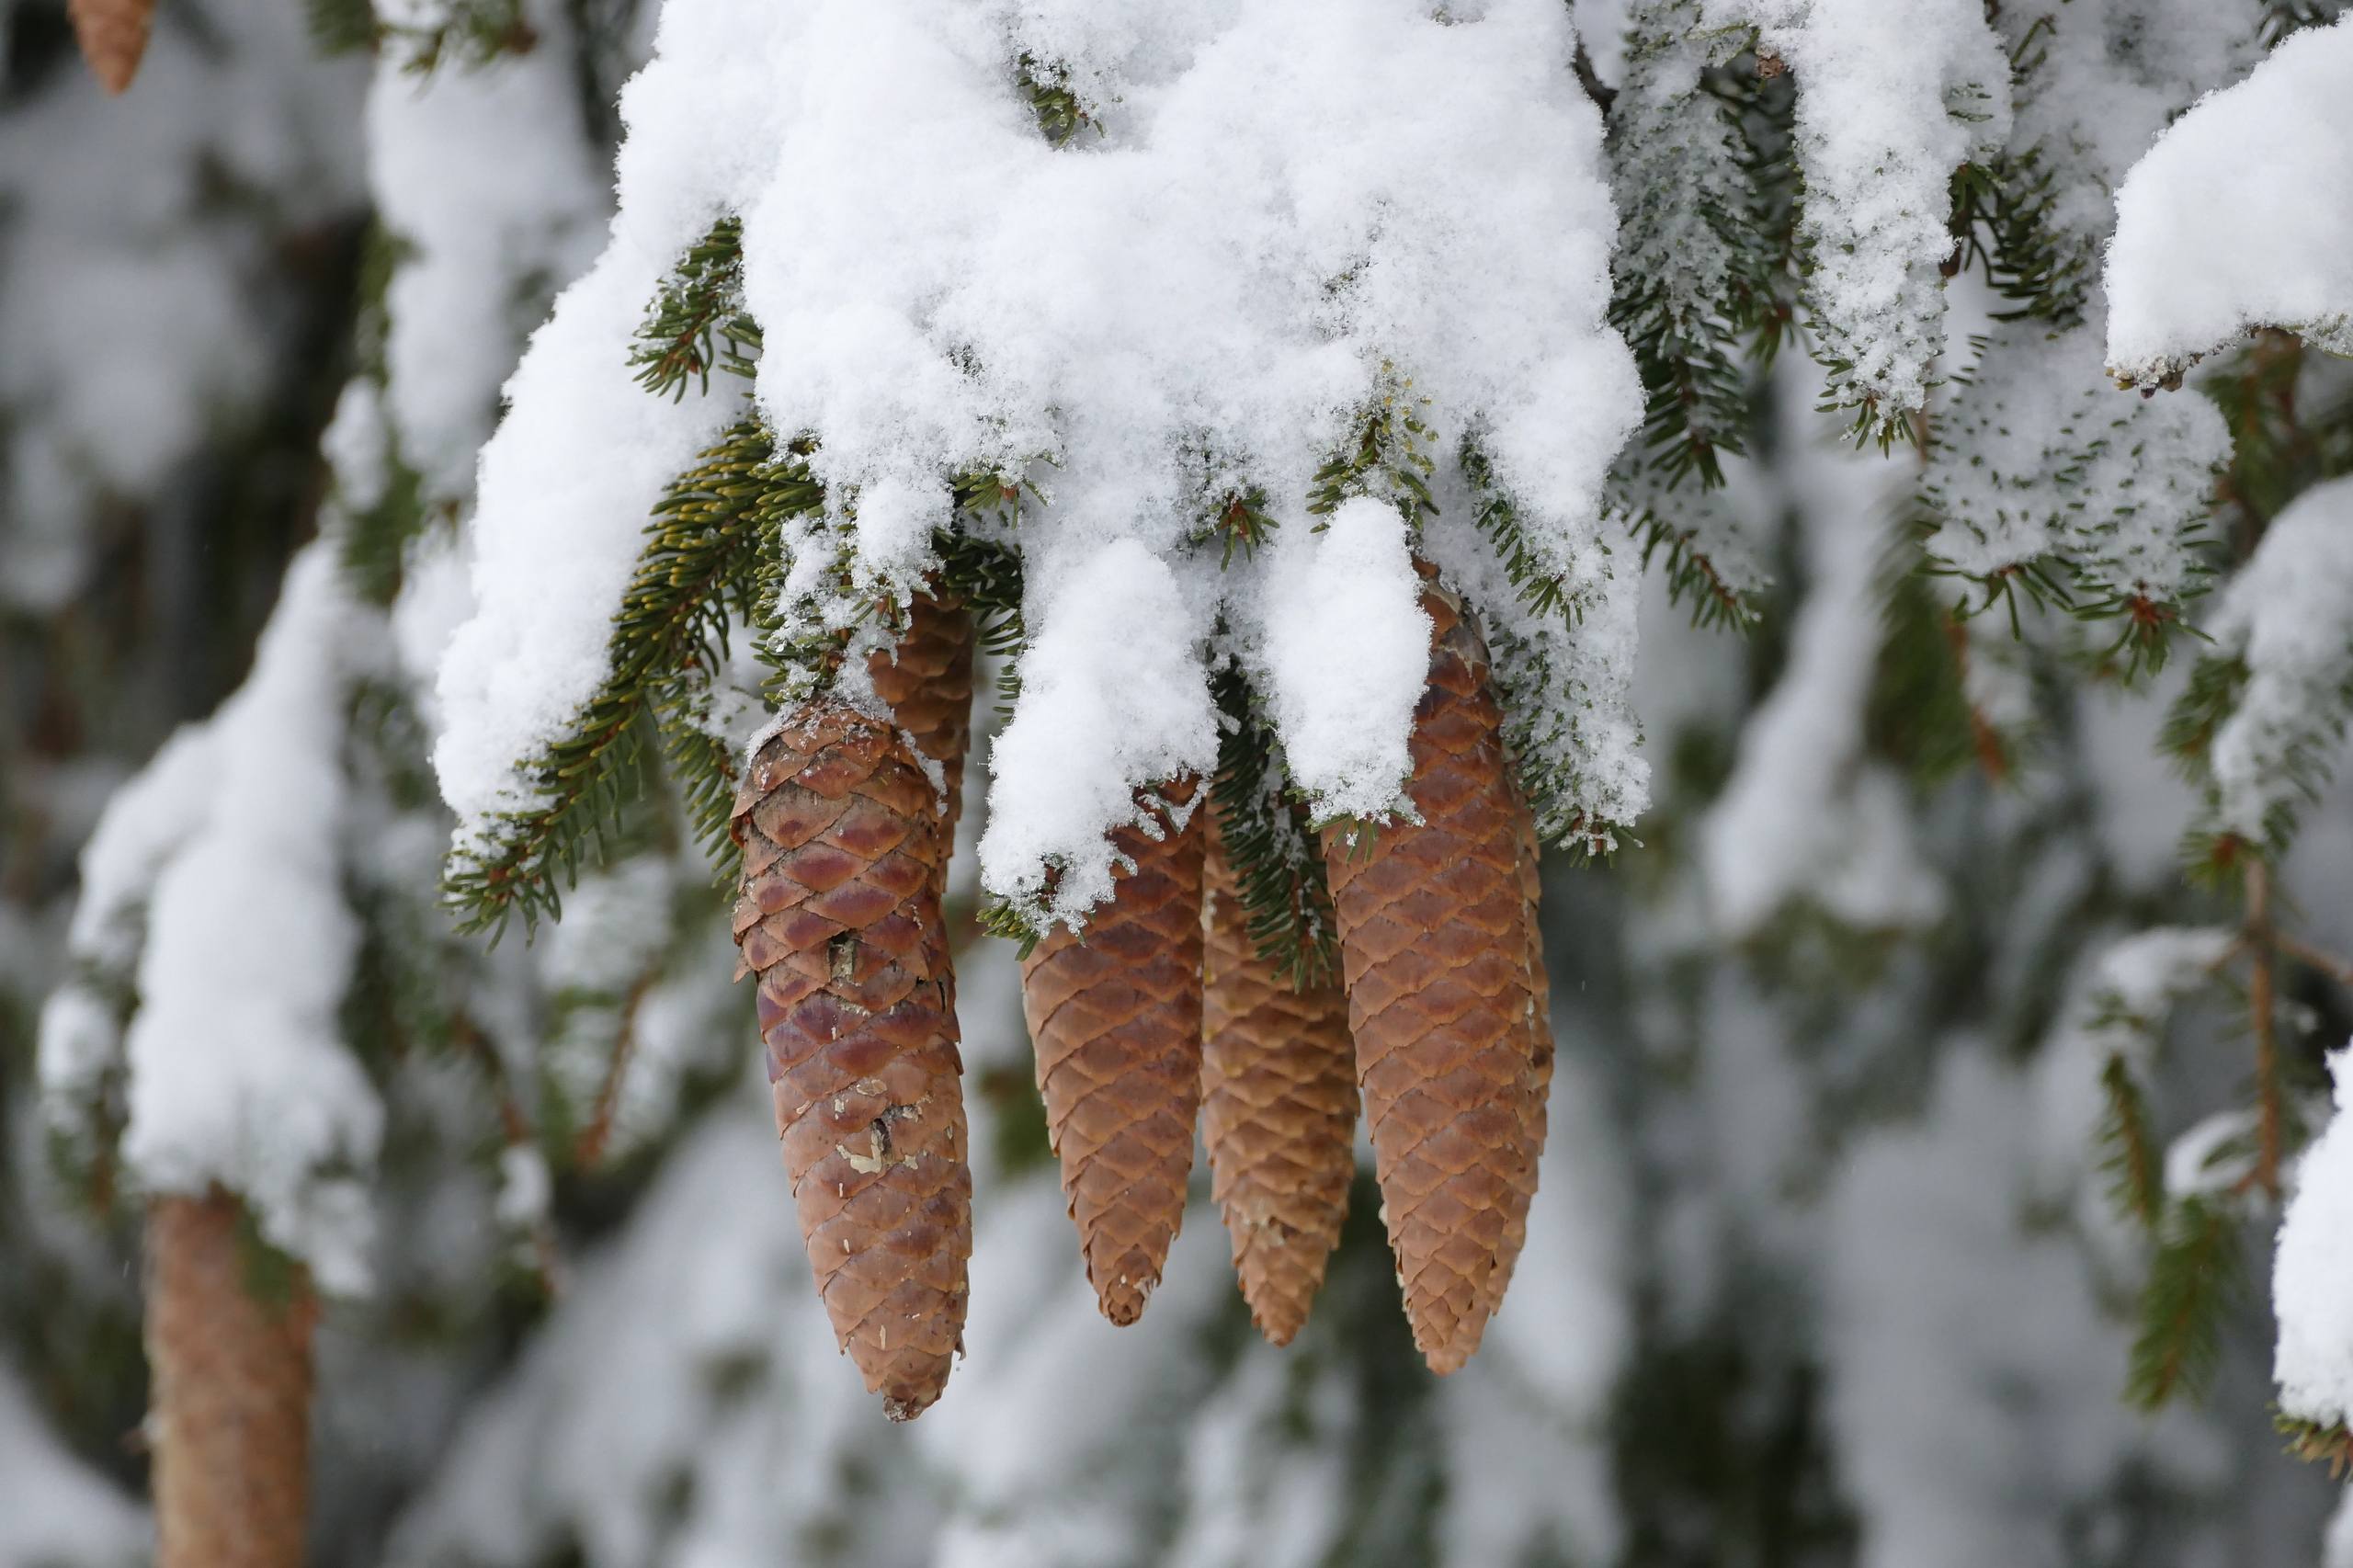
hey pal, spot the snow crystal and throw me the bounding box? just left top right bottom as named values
left=2203, top=475, right=2353, bottom=842
left=2276, top=1050, right=2353, bottom=1426
left=2106, top=16, right=2353, bottom=386
left=1704, top=0, right=2012, bottom=414
left=120, top=544, right=384, bottom=1295
left=437, top=0, right=1644, bottom=920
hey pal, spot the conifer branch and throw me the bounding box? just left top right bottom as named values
left=444, top=422, right=819, bottom=936
left=2097, top=1052, right=2163, bottom=1231
left=2126, top=1194, right=2241, bottom=1411
left=1308, top=370, right=1438, bottom=528
left=630, top=217, right=759, bottom=401
left=1210, top=662, right=1340, bottom=990
left=2279, top=1412, right=2353, bottom=1474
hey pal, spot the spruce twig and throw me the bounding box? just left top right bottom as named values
left=2126, top=1195, right=2241, bottom=1411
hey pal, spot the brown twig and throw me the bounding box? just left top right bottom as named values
left=2276, top=929, right=2353, bottom=993
left=573, top=971, right=657, bottom=1168
left=2247, top=861, right=2283, bottom=1199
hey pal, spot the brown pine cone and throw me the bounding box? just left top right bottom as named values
left=1320, top=574, right=1540, bottom=1375
left=70, top=0, right=153, bottom=94
left=1200, top=806, right=1357, bottom=1346
left=146, top=1191, right=315, bottom=1568
left=1481, top=807, right=1553, bottom=1320
left=867, top=592, right=975, bottom=838
left=732, top=703, right=972, bottom=1420
left=1020, top=780, right=1206, bottom=1325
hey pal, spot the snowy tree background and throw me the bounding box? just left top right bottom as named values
left=5, top=1, right=2353, bottom=1564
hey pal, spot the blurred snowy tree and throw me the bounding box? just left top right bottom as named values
left=4, top=3, right=2353, bottom=1567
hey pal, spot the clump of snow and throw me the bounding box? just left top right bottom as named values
left=976, top=538, right=1219, bottom=928
left=1247, top=497, right=1430, bottom=824
left=1703, top=0, right=2013, bottom=414
left=2277, top=1050, right=2353, bottom=1428
left=1924, top=321, right=2228, bottom=609
left=435, top=0, right=1644, bottom=923
left=2201, top=475, right=2353, bottom=842
left=2105, top=16, right=2353, bottom=387
left=118, top=544, right=385, bottom=1295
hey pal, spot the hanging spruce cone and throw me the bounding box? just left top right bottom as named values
left=867, top=592, right=975, bottom=838
left=1480, top=807, right=1553, bottom=1321
left=1020, top=780, right=1206, bottom=1325
left=146, top=1191, right=315, bottom=1568
left=69, top=0, right=153, bottom=94
left=1199, top=807, right=1357, bottom=1346
left=732, top=703, right=971, bottom=1419
left=1320, top=573, right=1540, bottom=1374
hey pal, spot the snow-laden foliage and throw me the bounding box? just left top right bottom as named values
left=1700, top=0, right=2012, bottom=422
left=1826, top=1051, right=2226, bottom=1568
left=433, top=0, right=1644, bottom=929
left=2198, top=475, right=2353, bottom=846
left=2276, top=1051, right=2353, bottom=1430
left=2106, top=15, right=2353, bottom=387
left=367, top=0, right=608, bottom=504
left=84, top=546, right=385, bottom=1291
left=1702, top=382, right=1940, bottom=937
left=1922, top=321, right=2230, bottom=631
left=0, top=0, right=362, bottom=608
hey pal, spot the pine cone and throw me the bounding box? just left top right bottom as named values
left=1199, top=806, right=1356, bottom=1346
left=70, top=0, right=153, bottom=94
left=732, top=704, right=971, bottom=1419
left=146, top=1191, right=315, bottom=1568
left=1481, top=807, right=1553, bottom=1320
left=1020, top=780, right=1206, bottom=1324
left=867, top=592, right=975, bottom=838
left=1320, top=576, right=1540, bottom=1374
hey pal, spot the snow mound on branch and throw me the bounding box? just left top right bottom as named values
left=433, top=0, right=1643, bottom=922
left=1923, top=320, right=2228, bottom=609
left=976, top=538, right=1219, bottom=928
left=2277, top=1050, right=2353, bottom=1427
left=1703, top=0, right=2013, bottom=414
left=2105, top=16, right=2353, bottom=386
left=2202, top=474, right=2353, bottom=843
left=117, top=544, right=384, bottom=1296
left=1249, top=497, right=1431, bottom=824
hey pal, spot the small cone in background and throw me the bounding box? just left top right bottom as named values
left=1320, top=573, right=1540, bottom=1375
left=1199, top=807, right=1357, bottom=1346
left=1020, top=779, right=1206, bottom=1325
left=732, top=703, right=971, bottom=1419
left=70, top=0, right=153, bottom=94
left=867, top=592, right=976, bottom=841
left=146, top=1191, right=315, bottom=1568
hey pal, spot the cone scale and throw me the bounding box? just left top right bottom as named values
left=1020, top=779, right=1207, bottom=1325
left=1319, top=574, right=1545, bottom=1374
